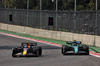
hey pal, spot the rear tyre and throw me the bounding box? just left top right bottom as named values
left=62, top=45, right=67, bottom=55
left=38, top=47, right=42, bottom=56
left=84, top=46, right=89, bottom=55
left=36, top=50, right=39, bottom=57
left=12, top=48, right=17, bottom=57
left=12, top=53, right=16, bottom=57
left=35, top=47, right=41, bottom=57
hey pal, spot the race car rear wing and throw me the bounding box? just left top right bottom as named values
left=76, top=41, right=81, bottom=44
left=66, top=41, right=81, bottom=44
left=21, top=42, right=37, bottom=46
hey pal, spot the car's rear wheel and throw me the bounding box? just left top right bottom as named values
left=84, top=46, right=89, bottom=55
left=62, top=45, right=67, bottom=55
left=38, top=47, right=42, bottom=56
left=36, top=49, right=39, bottom=57
left=12, top=48, right=17, bottom=57
left=34, top=47, right=41, bottom=57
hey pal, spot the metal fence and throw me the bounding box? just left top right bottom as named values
left=0, top=8, right=100, bottom=35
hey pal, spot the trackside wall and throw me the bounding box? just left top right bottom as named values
left=0, top=23, right=99, bottom=47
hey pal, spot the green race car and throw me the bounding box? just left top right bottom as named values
left=62, top=40, right=89, bottom=55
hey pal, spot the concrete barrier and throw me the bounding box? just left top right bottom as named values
left=12, top=25, right=25, bottom=34
left=38, top=29, right=47, bottom=37
left=82, top=34, right=94, bottom=46
left=74, top=34, right=83, bottom=41
left=33, top=29, right=41, bottom=37
left=63, top=32, right=73, bottom=41
left=95, top=36, right=100, bottom=47
left=24, top=27, right=34, bottom=35
left=8, top=25, right=13, bottom=31
left=46, top=31, right=53, bottom=39
left=60, top=32, right=66, bottom=41
left=0, top=23, right=100, bottom=47
left=0, top=23, right=8, bottom=30
left=0, top=23, right=2, bottom=29
left=56, top=31, right=61, bottom=40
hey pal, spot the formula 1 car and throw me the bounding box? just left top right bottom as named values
left=12, top=42, right=42, bottom=57
left=61, top=40, right=89, bottom=55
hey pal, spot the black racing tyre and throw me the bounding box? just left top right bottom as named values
left=62, top=45, right=65, bottom=54
left=81, top=45, right=86, bottom=47
left=36, top=49, right=39, bottom=57
left=12, top=53, right=17, bottom=57
left=34, top=47, right=41, bottom=57
left=62, top=45, right=67, bottom=55
left=78, top=46, right=83, bottom=51
left=12, top=48, right=17, bottom=57
left=84, top=46, right=89, bottom=55
left=38, top=47, right=42, bottom=56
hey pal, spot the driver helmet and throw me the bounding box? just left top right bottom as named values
left=26, top=41, right=29, bottom=45
left=73, top=40, right=76, bottom=43
left=26, top=41, right=30, bottom=48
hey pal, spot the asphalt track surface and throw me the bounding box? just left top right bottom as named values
left=0, top=34, right=100, bottom=66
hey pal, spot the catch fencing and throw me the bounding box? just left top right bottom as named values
left=0, top=8, right=100, bottom=35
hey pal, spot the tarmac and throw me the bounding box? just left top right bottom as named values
left=0, top=34, right=100, bottom=66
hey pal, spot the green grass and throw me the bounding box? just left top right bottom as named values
left=0, top=29, right=100, bottom=53
left=89, top=46, right=100, bottom=53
